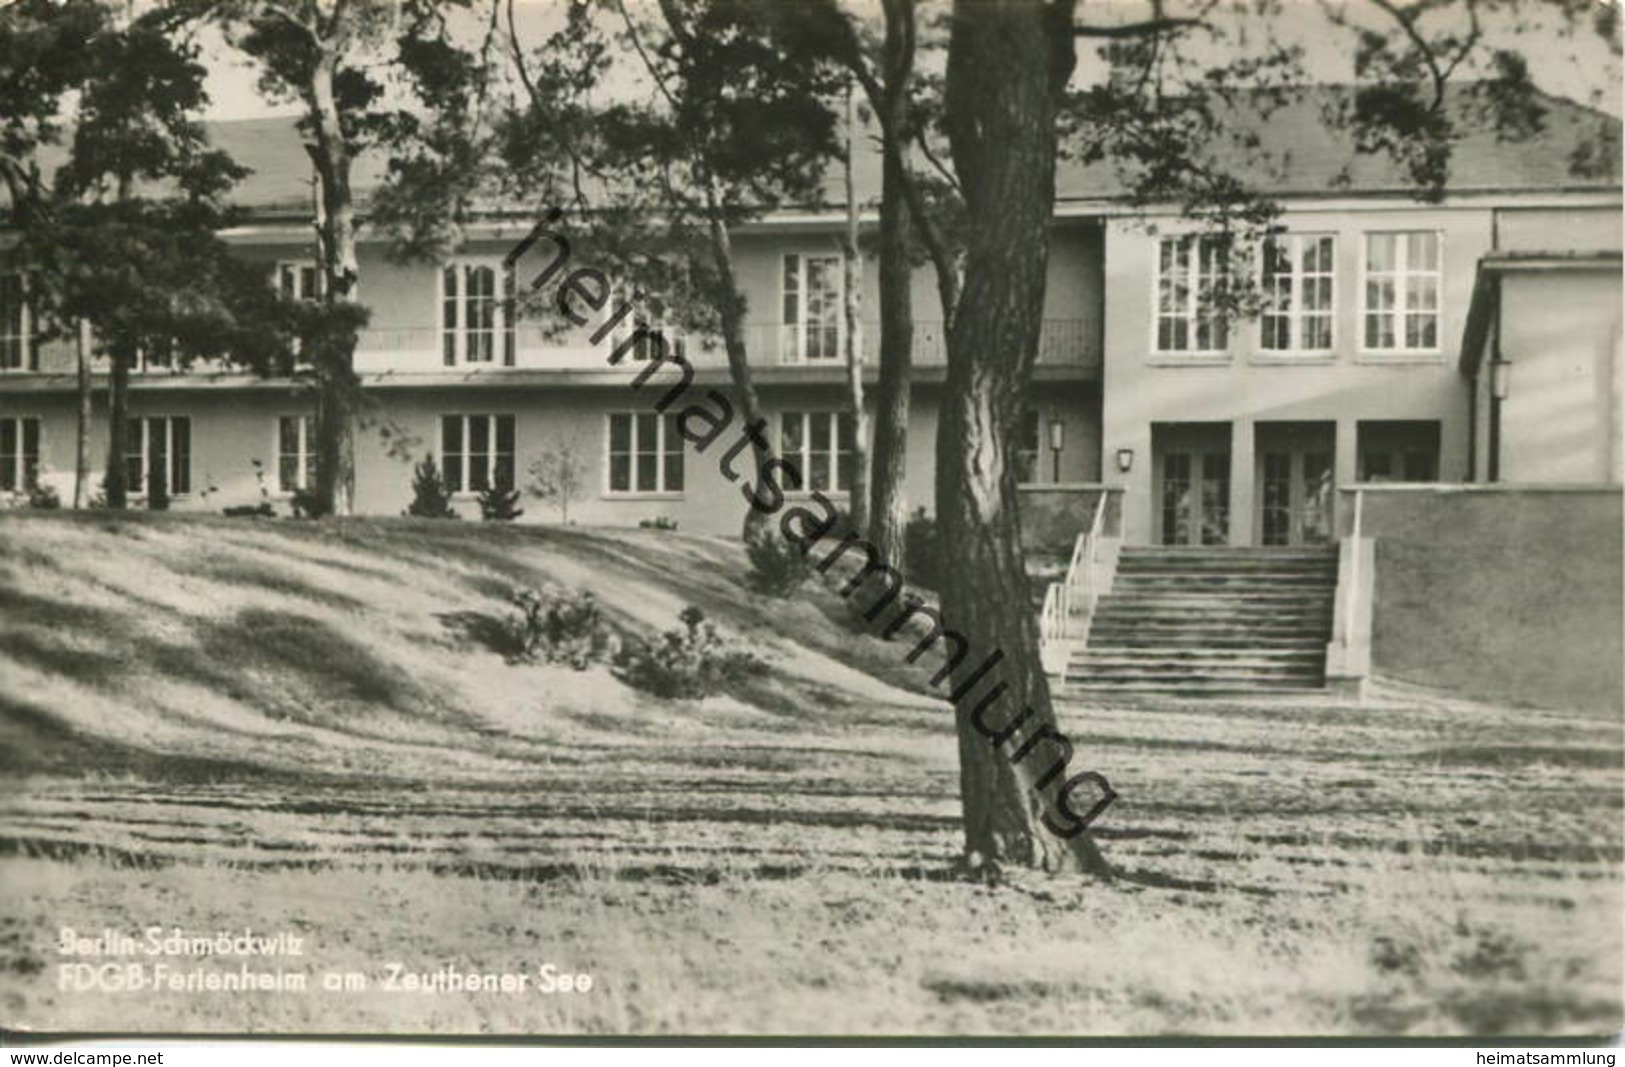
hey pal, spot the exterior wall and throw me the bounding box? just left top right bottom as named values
left=1357, top=485, right=1623, bottom=712
left=1, top=378, right=1102, bottom=536
left=1494, top=206, right=1624, bottom=253
left=1101, top=205, right=1490, bottom=545
left=1497, top=270, right=1623, bottom=484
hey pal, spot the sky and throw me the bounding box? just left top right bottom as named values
left=197, top=0, right=1622, bottom=121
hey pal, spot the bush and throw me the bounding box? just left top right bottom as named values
left=478, top=484, right=524, bottom=522
left=223, top=502, right=277, bottom=518
left=744, top=527, right=811, bottom=597
left=617, top=605, right=758, bottom=699
left=404, top=454, right=457, bottom=519
left=27, top=482, right=60, bottom=510
left=903, top=507, right=944, bottom=591
left=506, top=586, right=616, bottom=669
left=639, top=516, right=678, bottom=531
left=290, top=487, right=328, bottom=519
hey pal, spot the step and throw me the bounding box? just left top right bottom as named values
left=1062, top=679, right=1326, bottom=695
left=1068, top=660, right=1323, bottom=677
left=1087, top=633, right=1327, bottom=649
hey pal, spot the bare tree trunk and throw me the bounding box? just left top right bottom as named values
left=305, top=46, right=360, bottom=518
left=936, top=0, right=1108, bottom=877
left=865, top=0, right=917, bottom=571
left=841, top=86, right=869, bottom=535
left=103, top=343, right=130, bottom=510
left=74, top=319, right=91, bottom=508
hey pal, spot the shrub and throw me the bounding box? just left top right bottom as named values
left=27, top=482, right=60, bottom=510
left=403, top=454, right=457, bottom=519
left=744, top=526, right=811, bottom=597
left=290, top=487, right=327, bottom=519
left=639, top=516, right=678, bottom=531
left=478, top=484, right=524, bottom=522
left=617, top=605, right=759, bottom=699
left=223, top=503, right=276, bottom=518
left=506, top=587, right=616, bottom=669
left=903, top=507, right=944, bottom=591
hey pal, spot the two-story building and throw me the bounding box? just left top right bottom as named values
left=1, top=87, right=1618, bottom=548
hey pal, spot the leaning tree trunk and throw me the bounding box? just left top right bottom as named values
left=703, top=190, right=776, bottom=543
left=103, top=342, right=131, bottom=510
left=841, top=87, right=870, bottom=535
left=936, top=0, right=1109, bottom=877
left=865, top=0, right=918, bottom=571
left=74, top=319, right=91, bottom=508
left=305, top=47, right=360, bottom=518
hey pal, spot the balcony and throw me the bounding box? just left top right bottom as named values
left=350, top=318, right=1099, bottom=381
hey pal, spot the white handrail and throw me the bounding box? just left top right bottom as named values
left=1040, top=490, right=1114, bottom=675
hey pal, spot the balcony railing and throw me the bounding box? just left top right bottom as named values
left=348, top=318, right=1098, bottom=375
left=4, top=318, right=1098, bottom=379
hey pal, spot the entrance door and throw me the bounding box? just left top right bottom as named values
left=1257, top=422, right=1335, bottom=546
left=1155, top=426, right=1231, bottom=545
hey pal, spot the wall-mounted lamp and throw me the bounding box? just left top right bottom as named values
left=1490, top=359, right=1512, bottom=401
left=1115, top=448, right=1135, bottom=474
left=1049, top=419, right=1065, bottom=482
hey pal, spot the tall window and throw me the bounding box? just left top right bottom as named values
left=1156, top=235, right=1230, bottom=353
left=608, top=288, right=688, bottom=364
left=276, top=261, right=322, bottom=301
left=1358, top=420, right=1441, bottom=482
left=1, top=273, right=34, bottom=371
left=781, top=411, right=856, bottom=493
left=607, top=412, right=683, bottom=494
left=781, top=253, right=842, bottom=361
left=1261, top=234, right=1335, bottom=352
left=0, top=417, right=40, bottom=490
left=1363, top=232, right=1441, bottom=352
left=125, top=416, right=191, bottom=496
left=277, top=416, right=316, bottom=493
left=441, top=262, right=516, bottom=367
left=441, top=414, right=515, bottom=493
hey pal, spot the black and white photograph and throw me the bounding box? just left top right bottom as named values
left=0, top=0, right=1620, bottom=1043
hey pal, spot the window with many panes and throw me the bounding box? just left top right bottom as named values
left=780, top=411, right=856, bottom=493
left=1155, top=235, right=1231, bottom=353
left=277, top=415, right=316, bottom=493
left=781, top=253, right=843, bottom=362
left=608, top=286, right=688, bottom=364
left=441, top=414, right=515, bottom=494
left=0, top=417, right=40, bottom=490
left=1363, top=232, right=1441, bottom=352
left=1, top=273, right=35, bottom=371
left=276, top=261, right=323, bottom=302
left=1261, top=234, right=1336, bottom=352
left=606, top=412, right=684, bottom=494
left=441, top=262, right=516, bottom=366
left=125, top=417, right=191, bottom=496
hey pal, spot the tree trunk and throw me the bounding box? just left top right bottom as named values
left=103, top=343, right=130, bottom=510
left=936, top=0, right=1109, bottom=877
left=704, top=189, right=774, bottom=543
left=305, top=47, right=360, bottom=518
left=74, top=319, right=91, bottom=508
left=865, top=0, right=918, bottom=571
left=841, top=86, right=869, bottom=535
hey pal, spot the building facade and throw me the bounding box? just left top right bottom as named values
left=1, top=94, right=1619, bottom=544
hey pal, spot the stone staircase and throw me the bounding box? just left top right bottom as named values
left=1063, top=544, right=1338, bottom=695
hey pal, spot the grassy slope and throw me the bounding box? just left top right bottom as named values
left=0, top=513, right=1621, bottom=1036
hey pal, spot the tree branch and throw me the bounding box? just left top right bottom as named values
left=1072, top=16, right=1201, bottom=38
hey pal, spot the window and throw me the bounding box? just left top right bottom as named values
left=607, top=412, right=683, bottom=494
left=1, top=273, right=35, bottom=371
left=441, top=414, right=515, bottom=494
left=1155, top=235, right=1231, bottom=353
left=1015, top=409, right=1042, bottom=485
left=1358, top=420, right=1441, bottom=482
left=125, top=417, right=191, bottom=496
left=0, top=417, right=40, bottom=490
left=1261, top=234, right=1335, bottom=352
left=781, top=253, right=843, bottom=361
left=441, top=262, right=516, bottom=367
left=276, top=261, right=323, bottom=302
left=608, top=288, right=688, bottom=364
left=277, top=416, right=316, bottom=493
left=781, top=411, right=856, bottom=493
left=1363, top=232, right=1441, bottom=352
